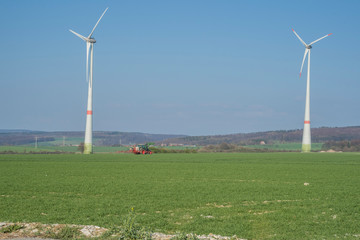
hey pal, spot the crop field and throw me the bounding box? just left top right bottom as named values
left=0, top=146, right=59, bottom=153
left=43, top=137, right=84, bottom=146
left=0, top=145, right=130, bottom=153
left=0, top=153, right=359, bottom=239
left=245, top=142, right=323, bottom=151
left=0, top=144, right=199, bottom=153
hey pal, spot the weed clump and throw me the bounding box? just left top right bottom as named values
left=0, top=224, right=23, bottom=233
left=45, top=226, right=80, bottom=239
left=103, top=208, right=152, bottom=240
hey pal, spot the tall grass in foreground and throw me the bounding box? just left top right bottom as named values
left=0, top=153, right=359, bottom=239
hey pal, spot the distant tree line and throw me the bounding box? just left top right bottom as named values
left=322, top=140, right=360, bottom=152
left=198, top=143, right=286, bottom=153
left=0, top=135, right=54, bottom=145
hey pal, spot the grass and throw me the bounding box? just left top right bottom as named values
left=92, top=146, right=130, bottom=153
left=0, top=145, right=67, bottom=153
left=0, top=153, right=359, bottom=239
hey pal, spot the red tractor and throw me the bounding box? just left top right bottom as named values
left=132, top=144, right=152, bottom=155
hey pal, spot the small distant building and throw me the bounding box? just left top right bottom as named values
left=259, top=141, right=266, bottom=145
left=169, top=143, right=184, bottom=146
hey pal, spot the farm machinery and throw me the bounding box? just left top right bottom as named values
left=131, top=144, right=152, bottom=155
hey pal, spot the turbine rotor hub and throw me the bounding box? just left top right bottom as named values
left=306, top=45, right=312, bottom=49
left=88, top=38, right=96, bottom=43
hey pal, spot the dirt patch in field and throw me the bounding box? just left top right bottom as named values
left=249, top=210, right=275, bottom=215
left=0, top=222, right=106, bottom=239
left=0, top=222, right=246, bottom=240
left=206, top=202, right=232, bottom=208
left=262, top=199, right=300, bottom=204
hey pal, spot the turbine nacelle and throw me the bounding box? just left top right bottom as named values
left=306, top=45, right=312, bottom=49
left=69, top=30, right=97, bottom=43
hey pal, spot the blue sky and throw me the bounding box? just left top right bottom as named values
left=0, top=0, right=359, bottom=135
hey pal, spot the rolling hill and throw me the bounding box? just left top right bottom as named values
left=1, top=126, right=359, bottom=146
left=159, top=126, right=360, bottom=146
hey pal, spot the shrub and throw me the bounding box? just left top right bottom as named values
left=77, top=142, right=85, bottom=153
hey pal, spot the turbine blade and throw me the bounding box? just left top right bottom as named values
left=88, top=7, right=109, bottom=38
left=86, top=42, right=90, bottom=82
left=69, top=29, right=88, bottom=41
left=292, top=28, right=307, bottom=47
left=299, top=49, right=309, bottom=78
left=309, top=33, right=332, bottom=46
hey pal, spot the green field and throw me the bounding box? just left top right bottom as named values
left=0, top=145, right=130, bottom=153
left=0, top=144, right=197, bottom=153
left=0, top=153, right=359, bottom=239
left=41, top=137, right=84, bottom=146
left=245, top=142, right=324, bottom=151
left=0, top=145, right=62, bottom=153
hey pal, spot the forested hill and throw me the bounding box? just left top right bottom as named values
left=0, top=131, right=185, bottom=146
left=1, top=126, right=359, bottom=146
left=159, top=126, right=360, bottom=146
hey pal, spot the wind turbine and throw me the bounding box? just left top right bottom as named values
left=292, top=28, right=332, bottom=152
left=70, top=8, right=108, bottom=154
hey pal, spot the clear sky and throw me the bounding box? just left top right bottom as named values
left=0, top=0, right=359, bottom=135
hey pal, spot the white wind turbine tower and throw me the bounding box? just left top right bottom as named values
left=70, top=8, right=108, bottom=154
left=292, top=28, right=332, bottom=152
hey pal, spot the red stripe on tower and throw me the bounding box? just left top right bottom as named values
left=87, top=110, right=93, bottom=115
left=304, top=120, right=310, bottom=124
